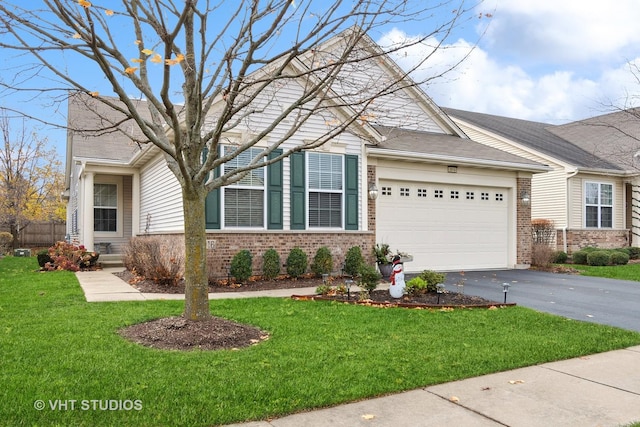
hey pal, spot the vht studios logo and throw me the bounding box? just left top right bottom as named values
left=34, top=399, right=143, bottom=411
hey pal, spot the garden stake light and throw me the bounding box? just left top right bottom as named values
left=436, top=283, right=445, bottom=304
left=345, top=279, right=353, bottom=300
left=502, top=283, right=511, bottom=303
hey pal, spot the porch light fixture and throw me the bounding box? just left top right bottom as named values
left=436, top=283, right=446, bottom=304
left=502, top=283, right=511, bottom=304
left=520, top=190, right=530, bottom=207
left=368, top=183, right=379, bottom=200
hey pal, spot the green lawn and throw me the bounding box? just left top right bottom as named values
left=562, top=262, right=640, bottom=281
left=2, top=256, right=640, bottom=426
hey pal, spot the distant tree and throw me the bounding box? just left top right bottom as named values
left=0, top=1, right=483, bottom=320
left=0, top=110, right=65, bottom=249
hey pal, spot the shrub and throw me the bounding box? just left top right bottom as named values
left=531, top=243, right=554, bottom=268
left=571, top=250, right=588, bottom=265
left=358, top=264, right=381, bottom=293
left=405, top=276, right=428, bottom=296
left=0, top=231, right=13, bottom=254
left=587, top=250, right=610, bottom=266
left=315, top=284, right=332, bottom=295
left=37, top=249, right=53, bottom=268
left=262, top=248, right=281, bottom=280
left=43, top=241, right=99, bottom=272
left=122, top=236, right=184, bottom=286
left=418, top=269, right=446, bottom=292
left=609, top=251, right=629, bottom=265
left=552, top=250, right=568, bottom=264
left=344, top=246, right=364, bottom=277
left=286, top=247, right=307, bottom=278
left=311, top=246, right=333, bottom=277
left=230, top=250, right=253, bottom=283
left=627, top=247, right=640, bottom=259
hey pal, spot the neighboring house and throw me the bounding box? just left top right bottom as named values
left=445, top=108, right=640, bottom=253
left=64, top=34, right=547, bottom=276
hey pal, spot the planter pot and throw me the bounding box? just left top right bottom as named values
left=377, top=263, right=393, bottom=279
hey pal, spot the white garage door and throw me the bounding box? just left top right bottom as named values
left=377, top=180, right=509, bottom=272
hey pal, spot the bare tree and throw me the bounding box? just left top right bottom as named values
left=0, top=109, right=65, bottom=249
left=0, top=1, right=482, bottom=320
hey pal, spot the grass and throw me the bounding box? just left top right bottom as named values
left=561, top=262, right=640, bottom=281
left=2, top=256, right=640, bottom=426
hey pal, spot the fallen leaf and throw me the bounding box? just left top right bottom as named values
left=362, top=414, right=376, bottom=420
left=481, top=387, right=491, bottom=391
left=449, top=396, right=459, bottom=403
left=508, top=380, right=525, bottom=385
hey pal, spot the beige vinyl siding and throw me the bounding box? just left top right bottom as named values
left=531, top=168, right=567, bottom=227
left=139, top=155, right=184, bottom=233
left=568, top=174, right=625, bottom=229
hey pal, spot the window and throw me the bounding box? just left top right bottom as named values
left=585, top=182, right=613, bottom=228
left=466, top=191, right=474, bottom=200
left=481, top=192, right=489, bottom=201
left=94, top=183, right=117, bottom=232
left=417, top=188, right=427, bottom=197
left=308, top=152, right=342, bottom=228
left=495, top=193, right=504, bottom=201
left=400, top=187, right=410, bottom=197
left=223, top=147, right=264, bottom=227
left=450, top=190, right=459, bottom=199
left=382, top=186, right=392, bottom=196
left=434, top=190, right=443, bottom=198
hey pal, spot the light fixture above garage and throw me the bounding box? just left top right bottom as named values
left=368, top=183, right=379, bottom=200
left=520, top=190, right=530, bottom=206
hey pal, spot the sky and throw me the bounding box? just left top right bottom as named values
left=2, top=0, right=640, bottom=158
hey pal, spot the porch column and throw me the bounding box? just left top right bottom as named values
left=82, top=171, right=95, bottom=251
left=132, top=171, right=140, bottom=236
left=632, top=181, right=640, bottom=247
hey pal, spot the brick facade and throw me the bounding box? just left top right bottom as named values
left=516, top=177, right=532, bottom=266
left=556, top=229, right=630, bottom=254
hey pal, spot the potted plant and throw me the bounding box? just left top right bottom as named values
left=373, top=243, right=393, bottom=278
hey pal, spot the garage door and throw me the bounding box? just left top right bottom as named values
left=377, top=180, right=509, bottom=272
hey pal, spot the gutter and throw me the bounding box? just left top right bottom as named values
left=366, top=147, right=551, bottom=173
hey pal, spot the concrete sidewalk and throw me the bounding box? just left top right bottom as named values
left=75, top=269, right=640, bottom=426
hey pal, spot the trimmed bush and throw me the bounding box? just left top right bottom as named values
left=552, top=250, right=568, bottom=264
left=358, top=264, right=381, bottom=293
left=262, top=248, right=281, bottom=280
left=419, top=269, right=446, bottom=293
left=230, top=250, right=253, bottom=283
left=571, top=250, right=588, bottom=265
left=627, top=247, right=640, bottom=260
left=286, top=247, right=308, bottom=278
left=311, top=246, right=333, bottom=277
left=609, top=251, right=629, bottom=265
left=344, top=246, right=364, bottom=277
left=587, top=250, right=610, bottom=266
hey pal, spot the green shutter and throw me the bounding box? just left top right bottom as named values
left=204, top=147, right=221, bottom=229
left=344, top=154, right=359, bottom=230
left=290, top=151, right=305, bottom=230
left=267, top=149, right=283, bottom=229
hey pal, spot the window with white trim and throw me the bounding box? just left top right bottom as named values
left=223, top=147, right=265, bottom=227
left=94, top=183, right=117, bottom=232
left=308, top=152, right=342, bottom=228
left=585, top=182, right=613, bottom=228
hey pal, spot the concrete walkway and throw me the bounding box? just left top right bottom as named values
left=75, top=269, right=640, bottom=426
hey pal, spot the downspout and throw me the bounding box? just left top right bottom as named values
left=564, top=168, right=579, bottom=253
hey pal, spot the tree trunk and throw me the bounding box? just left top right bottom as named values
left=182, top=186, right=211, bottom=321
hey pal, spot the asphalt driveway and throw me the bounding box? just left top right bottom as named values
left=430, top=269, right=640, bottom=332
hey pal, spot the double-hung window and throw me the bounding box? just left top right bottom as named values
left=308, top=152, right=343, bottom=228
left=94, top=183, right=117, bottom=232
left=585, top=182, right=613, bottom=228
left=223, top=147, right=265, bottom=228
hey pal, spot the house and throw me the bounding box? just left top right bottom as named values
left=64, top=34, right=548, bottom=276
left=445, top=108, right=640, bottom=253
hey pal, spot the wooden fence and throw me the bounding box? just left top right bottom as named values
left=0, top=221, right=66, bottom=249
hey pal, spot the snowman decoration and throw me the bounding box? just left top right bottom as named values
left=389, top=255, right=405, bottom=298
